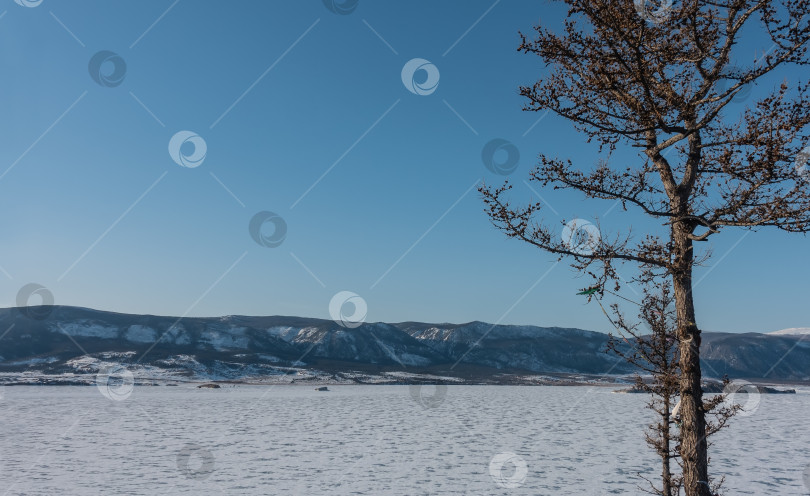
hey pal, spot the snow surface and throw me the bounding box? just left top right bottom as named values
left=0, top=386, right=807, bottom=495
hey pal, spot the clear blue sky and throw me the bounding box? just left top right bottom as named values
left=0, top=0, right=806, bottom=334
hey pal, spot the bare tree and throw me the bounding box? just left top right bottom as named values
left=605, top=281, right=683, bottom=495
left=480, top=1, right=810, bottom=494
left=604, top=279, right=741, bottom=495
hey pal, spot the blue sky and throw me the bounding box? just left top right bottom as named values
left=0, top=0, right=807, bottom=334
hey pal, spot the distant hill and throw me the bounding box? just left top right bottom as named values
left=0, top=306, right=808, bottom=384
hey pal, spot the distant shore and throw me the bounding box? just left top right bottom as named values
left=1, top=371, right=805, bottom=390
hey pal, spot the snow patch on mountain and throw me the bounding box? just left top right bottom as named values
left=156, top=354, right=200, bottom=367
left=160, top=325, right=191, bottom=345
left=67, top=355, right=114, bottom=373
left=0, top=356, right=59, bottom=367
left=397, top=353, right=432, bottom=366
left=54, top=321, right=118, bottom=339
left=293, top=327, right=323, bottom=343
left=99, top=351, right=137, bottom=359
left=266, top=326, right=304, bottom=342
left=406, top=323, right=589, bottom=344
left=156, top=355, right=209, bottom=377
left=384, top=371, right=465, bottom=382
left=125, top=325, right=156, bottom=343
left=200, top=328, right=249, bottom=350
left=769, top=328, right=810, bottom=336
left=410, top=327, right=459, bottom=342
left=373, top=337, right=430, bottom=366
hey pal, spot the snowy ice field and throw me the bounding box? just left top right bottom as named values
left=0, top=385, right=808, bottom=495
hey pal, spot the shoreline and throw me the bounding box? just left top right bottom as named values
left=1, top=372, right=805, bottom=390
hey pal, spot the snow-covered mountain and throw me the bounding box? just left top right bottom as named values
left=769, top=328, right=810, bottom=336
left=1, top=306, right=808, bottom=384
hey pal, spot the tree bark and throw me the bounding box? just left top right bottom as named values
left=662, top=395, right=673, bottom=496
left=672, top=224, right=711, bottom=496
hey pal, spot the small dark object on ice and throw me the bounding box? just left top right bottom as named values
left=198, top=383, right=221, bottom=389
left=316, top=386, right=329, bottom=391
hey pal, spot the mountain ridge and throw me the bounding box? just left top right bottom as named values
left=1, top=305, right=808, bottom=385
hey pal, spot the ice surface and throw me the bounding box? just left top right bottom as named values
left=0, top=386, right=807, bottom=495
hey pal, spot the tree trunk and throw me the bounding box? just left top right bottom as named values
left=662, top=396, right=673, bottom=496
left=672, top=226, right=711, bottom=496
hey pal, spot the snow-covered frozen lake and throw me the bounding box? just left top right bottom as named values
left=0, top=385, right=807, bottom=495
